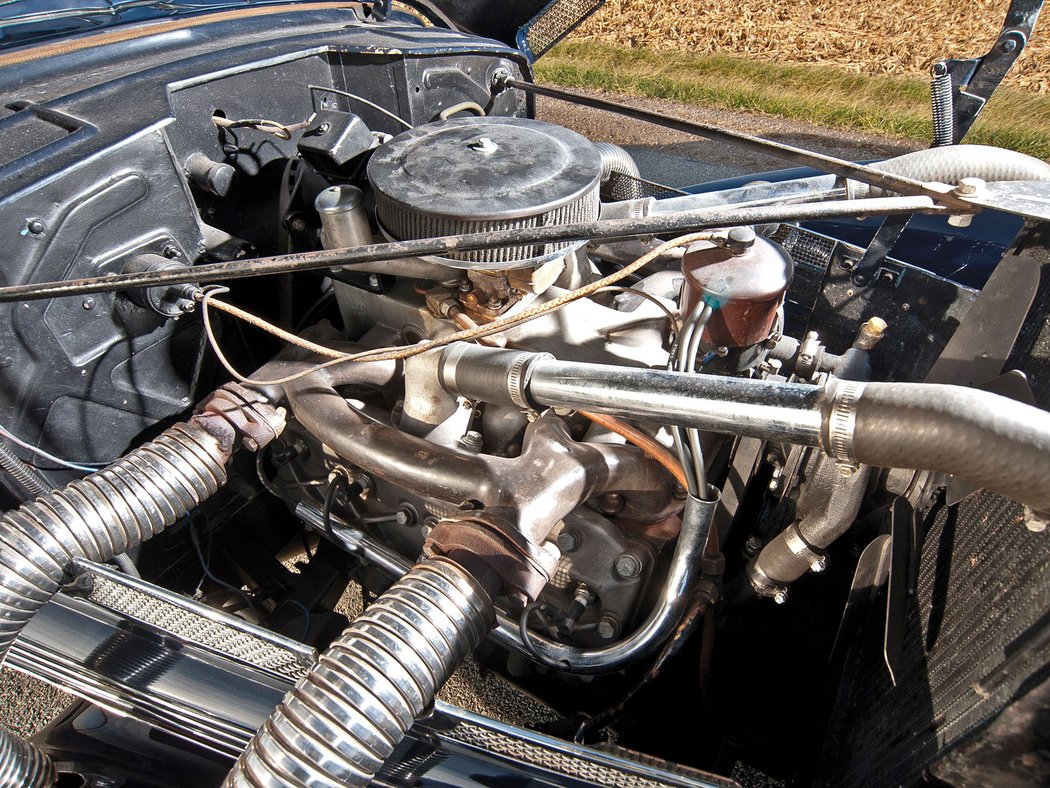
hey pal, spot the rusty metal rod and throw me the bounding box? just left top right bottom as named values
left=0, top=196, right=946, bottom=303
left=498, top=76, right=971, bottom=210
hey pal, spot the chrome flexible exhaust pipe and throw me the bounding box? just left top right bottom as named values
left=225, top=558, right=494, bottom=787
left=0, top=384, right=285, bottom=662
left=0, top=384, right=283, bottom=784
left=0, top=727, right=55, bottom=787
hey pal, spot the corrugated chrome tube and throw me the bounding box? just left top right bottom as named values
left=0, top=727, right=55, bottom=787
left=0, top=422, right=230, bottom=661
left=225, top=558, right=495, bottom=787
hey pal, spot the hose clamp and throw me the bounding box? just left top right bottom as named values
left=439, top=343, right=470, bottom=395
left=507, top=351, right=553, bottom=410
left=783, top=523, right=826, bottom=573
left=745, top=559, right=787, bottom=602
left=826, top=379, right=865, bottom=464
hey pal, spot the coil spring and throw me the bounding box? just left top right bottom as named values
left=225, top=558, right=495, bottom=787
left=930, top=64, right=955, bottom=147
left=0, top=422, right=228, bottom=661
left=0, top=726, right=55, bottom=788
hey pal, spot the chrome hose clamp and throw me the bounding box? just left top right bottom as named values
left=826, top=379, right=865, bottom=464
left=507, top=351, right=553, bottom=410
left=784, top=523, right=827, bottom=573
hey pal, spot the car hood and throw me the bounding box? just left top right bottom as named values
left=412, top=0, right=600, bottom=57
left=1, top=0, right=602, bottom=58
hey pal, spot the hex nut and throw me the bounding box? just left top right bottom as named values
left=614, top=553, right=642, bottom=579
left=597, top=615, right=620, bottom=639
left=457, top=430, right=484, bottom=453
left=556, top=530, right=579, bottom=553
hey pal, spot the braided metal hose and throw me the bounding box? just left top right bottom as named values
left=594, top=141, right=647, bottom=201
left=0, top=727, right=55, bottom=787
left=225, top=558, right=495, bottom=787
left=0, top=421, right=230, bottom=661
left=0, top=441, right=51, bottom=501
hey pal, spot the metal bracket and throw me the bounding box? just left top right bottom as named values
left=884, top=497, right=922, bottom=685
left=933, top=0, right=1043, bottom=144
left=924, top=254, right=1040, bottom=387
left=851, top=214, right=912, bottom=286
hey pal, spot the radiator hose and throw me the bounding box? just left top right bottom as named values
left=433, top=345, right=1050, bottom=514
left=859, top=144, right=1050, bottom=197
left=225, top=557, right=494, bottom=787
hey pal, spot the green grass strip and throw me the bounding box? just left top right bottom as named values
left=535, top=41, right=1050, bottom=160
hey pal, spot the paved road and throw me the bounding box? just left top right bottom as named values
left=0, top=89, right=920, bottom=741
left=536, top=89, right=921, bottom=186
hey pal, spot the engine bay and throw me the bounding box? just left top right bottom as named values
left=0, top=6, right=1048, bottom=786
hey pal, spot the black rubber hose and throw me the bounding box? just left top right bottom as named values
left=850, top=382, right=1050, bottom=513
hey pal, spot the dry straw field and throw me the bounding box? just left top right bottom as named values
left=571, top=0, right=1050, bottom=93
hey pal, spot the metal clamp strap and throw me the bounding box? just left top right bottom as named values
left=826, top=379, right=865, bottom=463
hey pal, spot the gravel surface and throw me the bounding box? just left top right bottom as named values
left=0, top=88, right=913, bottom=743
left=0, top=668, right=71, bottom=737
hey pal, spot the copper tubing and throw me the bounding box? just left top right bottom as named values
left=450, top=308, right=508, bottom=349
left=580, top=410, right=688, bottom=490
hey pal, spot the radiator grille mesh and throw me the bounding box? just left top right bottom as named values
left=817, top=245, right=1050, bottom=785
left=523, top=0, right=606, bottom=58
left=819, top=494, right=1050, bottom=785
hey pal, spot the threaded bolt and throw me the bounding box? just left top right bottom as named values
left=614, top=553, right=642, bottom=579
left=744, top=536, right=763, bottom=557
left=457, top=431, right=483, bottom=453
left=597, top=615, right=620, bottom=639
left=556, top=530, right=578, bottom=553
left=773, top=589, right=789, bottom=605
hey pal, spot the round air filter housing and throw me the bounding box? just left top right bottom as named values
left=367, top=117, right=601, bottom=269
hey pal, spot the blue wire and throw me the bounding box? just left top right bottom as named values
left=189, top=520, right=259, bottom=616
left=0, top=422, right=107, bottom=473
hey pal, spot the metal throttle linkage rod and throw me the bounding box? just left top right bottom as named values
left=0, top=196, right=949, bottom=303
left=494, top=74, right=973, bottom=211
